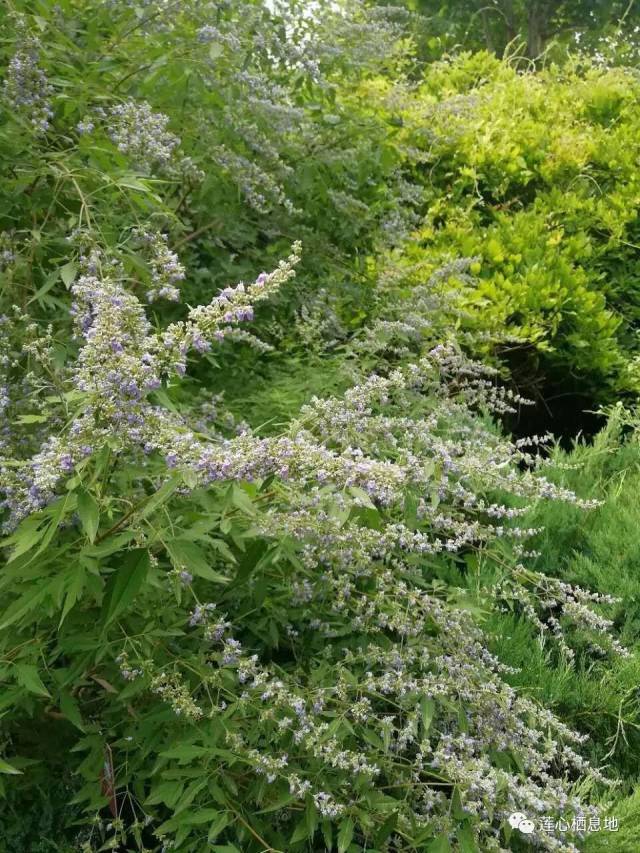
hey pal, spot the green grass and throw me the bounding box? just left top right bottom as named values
left=470, top=416, right=640, bottom=844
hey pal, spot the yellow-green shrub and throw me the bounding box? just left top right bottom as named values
left=397, top=54, right=640, bottom=399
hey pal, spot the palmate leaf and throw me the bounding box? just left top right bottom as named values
left=0, top=575, right=63, bottom=631
left=0, top=516, right=48, bottom=561
left=1, top=494, right=78, bottom=568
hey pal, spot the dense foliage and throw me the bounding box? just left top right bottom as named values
left=405, top=0, right=640, bottom=61
left=3, top=2, right=640, bottom=852
left=376, top=54, right=640, bottom=414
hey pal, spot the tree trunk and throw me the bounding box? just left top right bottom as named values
left=480, top=8, right=495, bottom=53
left=527, top=1, right=544, bottom=58
left=499, top=0, right=519, bottom=53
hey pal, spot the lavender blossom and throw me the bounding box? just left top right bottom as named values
left=3, top=35, right=53, bottom=133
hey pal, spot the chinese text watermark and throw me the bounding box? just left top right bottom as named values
left=509, top=812, right=619, bottom=835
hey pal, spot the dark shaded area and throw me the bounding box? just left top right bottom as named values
left=506, top=384, right=607, bottom=449
left=0, top=718, right=80, bottom=852
left=499, top=347, right=608, bottom=448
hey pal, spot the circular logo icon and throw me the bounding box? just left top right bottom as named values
left=508, top=813, right=535, bottom=834
left=519, top=819, right=535, bottom=835
left=508, top=812, right=527, bottom=829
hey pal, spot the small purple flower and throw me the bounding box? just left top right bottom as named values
left=76, top=118, right=95, bottom=135
left=192, top=334, right=211, bottom=353
left=59, top=454, right=74, bottom=472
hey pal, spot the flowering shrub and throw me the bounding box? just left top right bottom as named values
left=1, top=243, right=623, bottom=850
left=0, top=3, right=636, bottom=853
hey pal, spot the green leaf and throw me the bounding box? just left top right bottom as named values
left=322, top=820, right=334, bottom=851
left=101, top=549, right=150, bottom=627
left=29, top=494, right=76, bottom=563
left=375, top=811, right=398, bottom=846
left=451, top=786, right=467, bottom=820
left=60, top=260, right=78, bottom=288
left=458, top=825, right=479, bottom=853
left=59, top=690, right=84, bottom=731
left=427, top=836, right=452, bottom=853
left=207, top=812, right=230, bottom=841
left=404, top=491, right=419, bottom=530
left=209, top=539, right=237, bottom=564
left=420, top=697, right=436, bottom=735
left=166, top=540, right=229, bottom=583
left=183, top=808, right=224, bottom=825
left=291, top=817, right=310, bottom=844
left=146, top=780, right=184, bottom=808
left=348, top=486, right=376, bottom=509
left=231, top=541, right=273, bottom=587
left=82, top=530, right=135, bottom=558
left=306, top=796, right=318, bottom=836
left=159, top=744, right=207, bottom=761
left=59, top=565, right=87, bottom=627
left=15, top=414, right=49, bottom=424
left=230, top=484, right=256, bottom=517
left=0, top=758, right=22, bottom=775
left=139, top=473, right=182, bottom=520
left=77, top=490, right=100, bottom=543
left=15, top=664, right=51, bottom=698
left=337, top=817, right=354, bottom=853
left=257, top=791, right=296, bottom=814
left=0, top=582, right=50, bottom=630
left=2, top=517, right=48, bottom=562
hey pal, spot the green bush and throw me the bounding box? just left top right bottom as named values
left=396, top=55, right=640, bottom=402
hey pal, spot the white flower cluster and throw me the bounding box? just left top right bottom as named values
left=107, top=100, right=179, bottom=172
left=132, top=228, right=186, bottom=303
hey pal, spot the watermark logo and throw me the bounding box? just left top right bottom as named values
left=508, top=813, right=535, bottom=834
left=508, top=812, right=619, bottom=835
